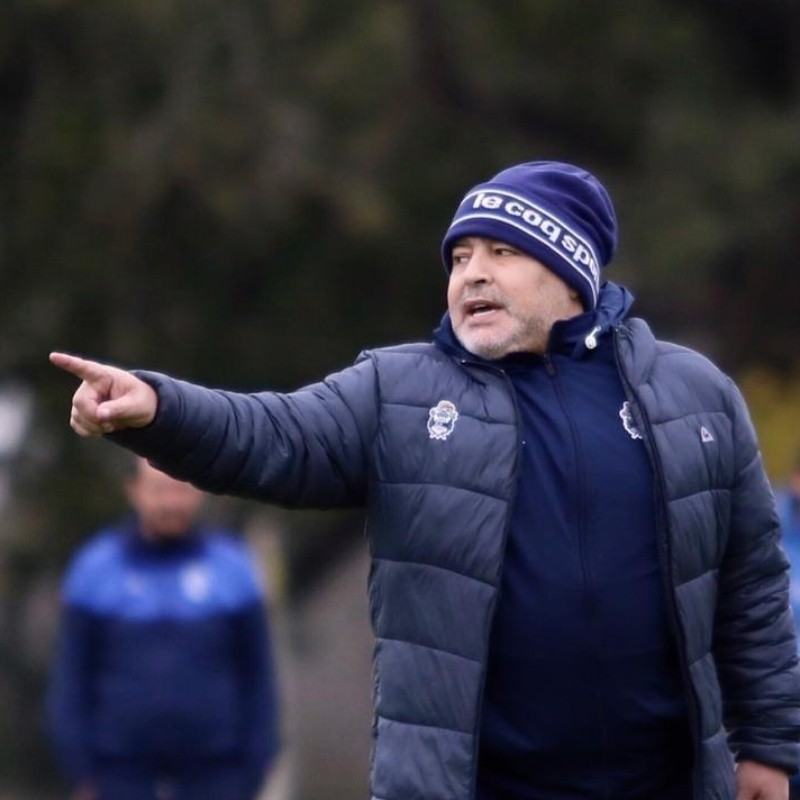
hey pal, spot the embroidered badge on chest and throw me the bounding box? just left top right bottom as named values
left=427, top=400, right=459, bottom=441
left=619, top=400, right=643, bottom=440
left=181, top=564, right=211, bottom=602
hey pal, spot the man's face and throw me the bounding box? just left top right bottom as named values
left=125, top=459, right=204, bottom=540
left=446, top=236, right=583, bottom=358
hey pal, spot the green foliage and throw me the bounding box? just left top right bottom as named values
left=739, top=368, right=800, bottom=482
left=0, top=1, right=799, bottom=792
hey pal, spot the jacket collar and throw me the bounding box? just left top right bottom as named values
left=433, top=280, right=634, bottom=365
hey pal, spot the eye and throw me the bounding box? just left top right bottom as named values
left=493, top=244, right=519, bottom=257
left=451, top=250, right=470, bottom=268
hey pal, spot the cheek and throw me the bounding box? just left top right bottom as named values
left=446, top=278, right=461, bottom=314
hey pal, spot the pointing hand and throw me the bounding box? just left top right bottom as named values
left=49, top=352, right=158, bottom=437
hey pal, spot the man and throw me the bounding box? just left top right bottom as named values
left=47, top=456, right=280, bottom=800
left=50, top=160, right=800, bottom=800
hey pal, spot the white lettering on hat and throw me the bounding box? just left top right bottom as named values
left=502, top=201, right=563, bottom=244
left=572, top=243, right=599, bottom=279
left=461, top=188, right=600, bottom=295
left=472, top=192, right=503, bottom=210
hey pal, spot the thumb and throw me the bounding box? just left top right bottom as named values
left=96, top=384, right=156, bottom=429
left=96, top=395, right=138, bottom=424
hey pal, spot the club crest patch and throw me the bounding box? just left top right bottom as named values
left=619, top=401, right=643, bottom=440
left=181, top=564, right=211, bottom=602
left=427, top=400, right=459, bottom=441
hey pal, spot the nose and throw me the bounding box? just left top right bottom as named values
left=461, top=247, right=492, bottom=285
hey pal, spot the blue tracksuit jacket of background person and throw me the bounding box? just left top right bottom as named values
left=777, top=488, right=800, bottom=793
left=46, top=518, right=280, bottom=793
left=777, top=487, right=800, bottom=651
left=435, top=283, right=693, bottom=799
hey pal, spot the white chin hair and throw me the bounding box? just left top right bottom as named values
left=457, top=331, right=509, bottom=360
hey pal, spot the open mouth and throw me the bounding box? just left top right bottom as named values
left=464, top=299, right=503, bottom=318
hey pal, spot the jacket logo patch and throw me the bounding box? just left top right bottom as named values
left=427, top=400, right=459, bottom=441
left=181, top=564, right=211, bottom=602
left=619, top=401, right=643, bottom=440
left=700, top=426, right=715, bottom=443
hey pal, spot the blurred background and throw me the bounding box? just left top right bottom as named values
left=1, top=0, right=799, bottom=797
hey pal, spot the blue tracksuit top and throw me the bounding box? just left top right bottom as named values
left=777, top=490, right=800, bottom=792
left=47, top=518, right=280, bottom=787
left=777, top=488, right=800, bottom=654
left=434, top=284, right=692, bottom=799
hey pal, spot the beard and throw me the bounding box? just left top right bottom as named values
left=453, top=311, right=551, bottom=359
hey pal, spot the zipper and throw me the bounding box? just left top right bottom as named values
left=544, top=352, right=613, bottom=790
left=459, top=358, right=521, bottom=800
left=612, top=325, right=702, bottom=800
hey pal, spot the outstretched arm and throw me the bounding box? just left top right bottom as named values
left=50, top=351, right=379, bottom=508
left=49, top=352, right=158, bottom=436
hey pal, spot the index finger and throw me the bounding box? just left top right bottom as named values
left=49, top=352, right=112, bottom=384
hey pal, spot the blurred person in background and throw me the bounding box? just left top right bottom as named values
left=778, top=449, right=800, bottom=585
left=50, top=161, right=800, bottom=800
left=47, top=456, right=280, bottom=800
left=776, top=449, right=800, bottom=799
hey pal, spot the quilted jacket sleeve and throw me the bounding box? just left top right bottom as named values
left=109, top=356, right=378, bottom=509
left=713, top=378, right=800, bottom=772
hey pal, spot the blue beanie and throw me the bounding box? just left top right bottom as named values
left=441, top=161, right=618, bottom=310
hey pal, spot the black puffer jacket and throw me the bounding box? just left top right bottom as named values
left=114, top=315, right=800, bottom=800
